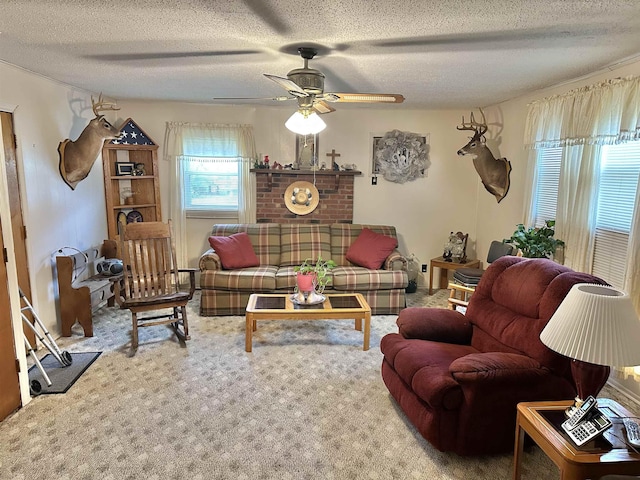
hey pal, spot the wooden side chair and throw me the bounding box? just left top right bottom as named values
left=116, top=220, right=196, bottom=356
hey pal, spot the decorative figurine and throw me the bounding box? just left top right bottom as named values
left=133, top=162, right=146, bottom=176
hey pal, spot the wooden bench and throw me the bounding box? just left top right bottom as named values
left=56, top=244, right=120, bottom=337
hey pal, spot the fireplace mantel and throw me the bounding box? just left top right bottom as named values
left=251, top=169, right=362, bottom=190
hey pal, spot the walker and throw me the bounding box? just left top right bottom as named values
left=20, top=289, right=72, bottom=395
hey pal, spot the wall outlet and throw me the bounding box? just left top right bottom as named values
left=421, top=264, right=427, bottom=272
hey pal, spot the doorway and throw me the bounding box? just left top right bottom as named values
left=0, top=111, right=23, bottom=419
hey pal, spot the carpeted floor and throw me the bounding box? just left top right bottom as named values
left=0, top=288, right=637, bottom=479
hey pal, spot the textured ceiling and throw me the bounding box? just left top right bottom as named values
left=1, top=0, right=640, bottom=109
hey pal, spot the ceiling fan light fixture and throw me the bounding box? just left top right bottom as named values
left=285, top=110, right=326, bottom=135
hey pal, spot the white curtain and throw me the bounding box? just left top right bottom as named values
left=625, top=174, right=640, bottom=315
left=163, top=122, right=257, bottom=270
left=616, top=175, right=640, bottom=382
left=554, top=144, right=601, bottom=272
left=524, top=76, right=640, bottom=148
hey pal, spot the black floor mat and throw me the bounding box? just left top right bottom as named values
left=27, top=352, right=101, bottom=394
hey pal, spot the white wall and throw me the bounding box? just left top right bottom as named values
left=0, top=62, right=115, bottom=402
left=113, top=101, right=483, bottom=282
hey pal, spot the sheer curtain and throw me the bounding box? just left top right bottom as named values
left=524, top=75, right=640, bottom=378
left=554, top=143, right=601, bottom=272
left=163, top=122, right=257, bottom=270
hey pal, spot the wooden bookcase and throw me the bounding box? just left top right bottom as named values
left=102, top=118, right=161, bottom=239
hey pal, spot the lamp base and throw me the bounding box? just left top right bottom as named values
left=571, top=359, right=610, bottom=401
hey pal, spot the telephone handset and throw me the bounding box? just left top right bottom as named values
left=561, top=395, right=612, bottom=446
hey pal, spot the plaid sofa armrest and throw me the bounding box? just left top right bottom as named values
left=385, top=250, right=407, bottom=271
left=199, top=248, right=222, bottom=271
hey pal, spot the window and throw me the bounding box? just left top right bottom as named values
left=533, top=147, right=562, bottom=228
left=592, top=142, right=640, bottom=287
left=183, top=157, right=239, bottom=214
left=532, top=142, right=640, bottom=288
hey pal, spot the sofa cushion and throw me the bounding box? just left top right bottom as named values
left=210, top=224, right=281, bottom=266
left=331, top=266, right=407, bottom=291
left=279, top=224, right=332, bottom=267
left=346, top=228, right=398, bottom=269
left=275, top=265, right=298, bottom=290
left=381, top=333, right=472, bottom=410
left=331, top=224, right=398, bottom=266
left=208, top=232, right=260, bottom=269
left=200, top=266, right=278, bottom=291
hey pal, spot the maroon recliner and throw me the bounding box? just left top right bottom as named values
left=380, top=256, right=610, bottom=455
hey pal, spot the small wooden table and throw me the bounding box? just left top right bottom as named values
left=429, top=256, right=481, bottom=295
left=514, top=399, right=640, bottom=480
left=245, top=293, right=371, bottom=352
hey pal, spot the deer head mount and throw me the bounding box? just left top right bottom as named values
left=456, top=109, right=512, bottom=203
left=58, top=94, right=121, bottom=190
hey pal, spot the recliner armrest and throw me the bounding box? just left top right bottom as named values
left=450, top=352, right=548, bottom=384
left=397, top=307, right=472, bottom=344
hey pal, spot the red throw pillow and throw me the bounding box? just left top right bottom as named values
left=208, top=232, right=260, bottom=269
left=346, top=228, right=398, bottom=269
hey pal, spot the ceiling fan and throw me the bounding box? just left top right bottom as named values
left=214, top=47, right=405, bottom=115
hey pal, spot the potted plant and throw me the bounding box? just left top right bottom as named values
left=293, top=256, right=337, bottom=294
left=504, top=220, right=565, bottom=259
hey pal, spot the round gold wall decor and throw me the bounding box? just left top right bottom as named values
left=284, top=181, right=319, bottom=215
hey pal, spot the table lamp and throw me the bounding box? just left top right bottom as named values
left=540, top=283, right=640, bottom=402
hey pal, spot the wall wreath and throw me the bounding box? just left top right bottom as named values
left=373, top=130, right=430, bottom=183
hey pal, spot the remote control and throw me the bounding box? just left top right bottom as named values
left=623, top=418, right=640, bottom=447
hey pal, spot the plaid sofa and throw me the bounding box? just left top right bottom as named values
left=199, top=223, right=408, bottom=316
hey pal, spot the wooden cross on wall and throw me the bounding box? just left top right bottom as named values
left=327, top=149, right=341, bottom=170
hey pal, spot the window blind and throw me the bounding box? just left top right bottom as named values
left=534, top=147, right=562, bottom=228
left=592, top=142, right=640, bottom=288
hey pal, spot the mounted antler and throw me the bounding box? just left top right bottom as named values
left=91, top=93, right=120, bottom=116
left=456, top=109, right=488, bottom=138
left=58, top=93, right=121, bottom=190
left=456, top=108, right=512, bottom=203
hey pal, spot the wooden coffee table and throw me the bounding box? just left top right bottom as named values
left=245, top=293, right=371, bottom=352
left=514, top=398, right=640, bottom=480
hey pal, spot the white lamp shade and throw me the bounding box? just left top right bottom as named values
left=285, top=111, right=326, bottom=135
left=540, top=283, right=640, bottom=367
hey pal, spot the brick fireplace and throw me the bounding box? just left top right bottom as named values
left=253, top=169, right=361, bottom=223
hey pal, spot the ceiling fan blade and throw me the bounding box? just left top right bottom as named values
left=322, top=93, right=405, bottom=103
left=89, top=50, right=261, bottom=61
left=212, top=96, right=294, bottom=102
left=264, top=74, right=309, bottom=97
left=313, top=101, right=336, bottom=114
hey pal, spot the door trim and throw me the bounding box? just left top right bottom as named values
left=0, top=110, right=31, bottom=405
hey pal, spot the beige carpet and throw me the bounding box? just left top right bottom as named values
left=0, top=288, right=636, bottom=479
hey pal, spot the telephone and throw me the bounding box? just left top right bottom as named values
left=561, top=396, right=612, bottom=446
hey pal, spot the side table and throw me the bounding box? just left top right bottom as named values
left=514, top=398, right=640, bottom=480
left=428, top=256, right=481, bottom=295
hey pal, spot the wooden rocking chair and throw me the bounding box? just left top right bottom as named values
left=115, top=220, right=195, bottom=356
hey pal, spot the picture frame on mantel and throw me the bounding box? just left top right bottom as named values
left=295, top=134, right=318, bottom=170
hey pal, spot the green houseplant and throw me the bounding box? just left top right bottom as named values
left=293, top=256, right=337, bottom=293
left=504, top=220, right=565, bottom=259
